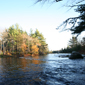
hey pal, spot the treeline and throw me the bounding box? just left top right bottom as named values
left=59, top=36, right=85, bottom=54
left=0, top=24, right=49, bottom=56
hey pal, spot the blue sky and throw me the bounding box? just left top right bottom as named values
left=0, top=0, right=82, bottom=51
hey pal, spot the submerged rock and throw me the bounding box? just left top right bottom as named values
left=69, top=51, right=83, bottom=59
left=59, top=55, right=69, bottom=58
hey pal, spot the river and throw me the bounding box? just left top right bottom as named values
left=0, top=53, right=85, bottom=85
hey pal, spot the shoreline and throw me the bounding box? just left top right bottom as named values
left=0, top=53, right=46, bottom=57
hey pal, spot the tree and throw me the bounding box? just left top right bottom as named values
left=31, top=45, right=39, bottom=55
left=8, top=24, right=24, bottom=53
left=37, top=0, right=85, bottom=7
left=30, top=29, right=46, bottom=45
left=0, top=24, right=28, bottom=55
left=58, top=4, right=85, bottom=36
left=0, top=29, right=9, bottom=54
left=81, top=37, right=85, bottom=46
left=68, top=36, right=78, bottom=48
left=0, top=24, right=49, bottom=56
left=37, top=0, right=85, bottom=36
left=30, top=29, right=48, bottom=55
left=71, top=4, right=85, bottom=35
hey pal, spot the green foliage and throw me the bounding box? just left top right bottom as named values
left=30, top=29, right=48, bottom=55
left=30, top=29, right=46, bottom=45
left=0, top=51, right=3, bottom=55
left=71, top=4, right=85, bottom=35
left=59, top=37, right=85, bottom=53
left=68, top=36, right=78, bottom=48
left=0, top=24, right=49, bottom=56
left=59, top=45, right=81, bottom=53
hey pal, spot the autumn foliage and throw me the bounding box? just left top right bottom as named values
left=0, top=24, right=48, bottom=56
left=31, top=45, right=39, bottom=54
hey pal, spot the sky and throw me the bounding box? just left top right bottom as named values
left=0, top=0, right=83, bottom=51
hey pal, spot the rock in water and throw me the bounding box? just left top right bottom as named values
left=69, top=51, right=83, bottom=59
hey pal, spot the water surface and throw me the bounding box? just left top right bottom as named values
left=0, top=53, right=85, bottom=85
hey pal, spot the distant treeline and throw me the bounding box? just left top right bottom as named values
left=52, top=51, right=59, bottom=53
left=59, top=37, right=85, bottom=54
left=52, top=36, right=85, bottom=54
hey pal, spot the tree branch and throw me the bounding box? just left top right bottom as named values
left=56, top=16, right=80, bottom=31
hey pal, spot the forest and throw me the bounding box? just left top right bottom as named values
left=0, top=24, right=49, bottom=57
left=59, top=36, right=85, bottom=54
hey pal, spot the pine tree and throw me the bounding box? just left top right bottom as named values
left=68, top=36, right=78, bottom=48
left=37, top=0, right=85, bottom=36
left=30, top=29, right=48, bottom=55
left=71, top=4, right=85, bottom=35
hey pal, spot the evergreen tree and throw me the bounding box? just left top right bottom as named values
left=30, top=29, right=48, bottom=55
left=0, top=25, right=48, bottom=56
left=37, top=0, right=85, bottom=36
left=30, top=29, right=46, bottom=45
left=68, top=36, right=78, bottom=48
left=71, top=4, right=85, bottom=35
left=81, top=37, right=85, bottom=46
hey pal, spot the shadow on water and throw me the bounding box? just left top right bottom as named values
left=0, top=53, right=85, bottom=85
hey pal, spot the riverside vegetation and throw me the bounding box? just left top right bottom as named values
left=59, top=36, right=85, bottom=54
left=0, top=24, right=49, bottom=57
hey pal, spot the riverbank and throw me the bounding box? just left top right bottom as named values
left=0, top=53, right=47, bottom=57
left=0, top=54, right=32, bottom=57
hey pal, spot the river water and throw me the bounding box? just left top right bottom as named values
left=0, top=53, right=85, bottom=85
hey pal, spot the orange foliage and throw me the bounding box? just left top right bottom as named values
left=24, top=54, right=31, bottom=57
left=31, top=45, right=39, bottom=54
left=6, top=52, right=12, bottom=56
left=21, top=43, right=27, bottom=53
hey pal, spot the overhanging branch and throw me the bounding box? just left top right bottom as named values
left=56, top=16, right=80, bottom=31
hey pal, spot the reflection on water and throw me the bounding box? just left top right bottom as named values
left=0, top=56, right=45, bottom=72
left=0, top=53, right=85, bottom=85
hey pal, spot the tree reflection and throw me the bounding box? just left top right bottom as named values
left=0, top=56, right=45, bottom=84
left=0, top=56, right=45, bottom=73
left=32, top=56, right=41, bottom=64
